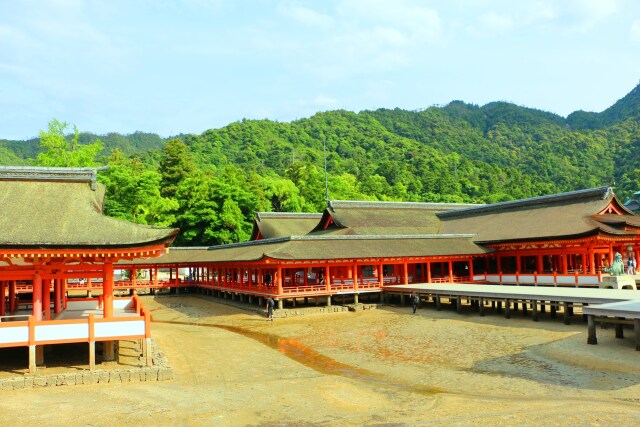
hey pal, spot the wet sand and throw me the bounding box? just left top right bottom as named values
left=1, top=294, right=640, bottom=426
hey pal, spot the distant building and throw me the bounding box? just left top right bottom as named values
left=624, top=190, right=640, bottom=212
left=120, top=186, right=640, bottom=307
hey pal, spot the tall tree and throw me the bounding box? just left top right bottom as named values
left=99, top=150, right=178, bottom=226
left=159, top=138, right=197, bottom=198
left=35, top=119, right=103, bottom=167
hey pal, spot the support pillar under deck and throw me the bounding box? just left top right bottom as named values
left=103, top=341, right=116, bottom=362
left=587, top=315, right=598, bottom=345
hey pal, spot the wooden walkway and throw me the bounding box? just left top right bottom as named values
left=387, top=283, right=640, bottom=351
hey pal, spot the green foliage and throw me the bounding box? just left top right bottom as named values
left=99, top=150, right=178, bottom=226
left=7, top=83, right=640, bottom=246
left=35, top=119, right=103, bottom=167
left=173, top=167, right=257, bottom=246
left=159, top=137, right=197, bottom=198
left=0, top=143, right=27, bottom=165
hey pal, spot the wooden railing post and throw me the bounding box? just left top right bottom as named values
left=88, top=313, right=96, bottom=370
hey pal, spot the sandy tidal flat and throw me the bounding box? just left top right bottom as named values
left=1, top=294, right=640, bottom=426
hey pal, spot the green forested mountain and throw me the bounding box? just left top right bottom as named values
left=567, top=81, right=640, bottom=130
left=3, top=82, right=640, bottom=246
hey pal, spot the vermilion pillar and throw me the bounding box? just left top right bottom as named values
left=403, top=262, right=409, bottom=285
left=9, top=280, right=16, bottom=312
left=42, top=278, right=51, bottom=320
left=54, top=279, right=61, bottom=314
left=32, top=273, right=43, bottom=321
left=103, top=264, right=114, bottom=318
left=276, top=266, right=283, bottom=295
left=0, top=281, right=5, bottom=316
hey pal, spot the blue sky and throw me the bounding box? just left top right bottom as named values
left=1, top=0, right=639, bottom=140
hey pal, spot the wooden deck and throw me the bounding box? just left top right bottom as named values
left=387, top=283, right=640, bottom=351
left=387, top=283, right=640, bottom=305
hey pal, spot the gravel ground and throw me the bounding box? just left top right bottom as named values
left=1, top=294, right=640, bottom=426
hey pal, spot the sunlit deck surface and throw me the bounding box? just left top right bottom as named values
left=388, top=283, right=640, bottom=305
left=583, top=300, right=640, bottom=319
left=54, top=307, right=141, bottom=320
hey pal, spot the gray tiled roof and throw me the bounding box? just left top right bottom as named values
left=0, top=167, right=178, bottom=248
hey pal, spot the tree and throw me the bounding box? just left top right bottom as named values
left=159, top=138, right=197, bottom=198
left=99, top=151, right=178, bottom=226
left=34, top=119, right=103, bottom=167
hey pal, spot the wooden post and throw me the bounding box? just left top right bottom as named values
left=32, top=273, right=43, bottom=321
left=403, top=262, right=409, bottom=285
left=479, top=297, right=484, bottom=317
left=0, top=281, right=5, bottom=316
left=103, top=263, right=114, bottom=318
left=532, top=300, right=538, bottom=322
left=615, top=318, right=624, bottom=339
left=352, top=263, right=359, bottom=291
left=435, top=295, right=441, bottom=311
left=587, top=315, right=597, bottom=345
left=9, top=280, right=16, bottom=312
left=505, top=299, right=511, bottom=319
left=635, top=319, right=640, bottom=351
left=28, top=315, right=36, bottom=374
left=89, top=313, right=96, bottom=370
left=43, top=279, right=51, bottom=320
left=62, top=278, right=68, bottom=309
left=53, top=279, right=61, bottom=315
left=277, top=266, right=283, bottom=296
left=563, top=302, right=571, bottom=325
left=103, top=341, right=116, bottom=362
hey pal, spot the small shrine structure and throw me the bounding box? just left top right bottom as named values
left=0, top=166, right=178, bottom=372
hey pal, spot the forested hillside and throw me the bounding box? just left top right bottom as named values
left=2, top=82, right=640, bottom=246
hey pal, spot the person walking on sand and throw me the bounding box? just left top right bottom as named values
left=266, top=297, right=275, bottom=321
left=411, top=293, right=419, bottom=314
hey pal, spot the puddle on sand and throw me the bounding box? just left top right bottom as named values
left=153, top=319, right=443, bottom=396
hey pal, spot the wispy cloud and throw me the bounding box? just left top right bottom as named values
left=468, top=12, right=515, bottom=37
left=278, top=1, right=334, bottom=29
left=631, top=20, right=640, bottom=45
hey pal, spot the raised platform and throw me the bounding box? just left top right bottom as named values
left=387, top=283, right=640, bottom=305
left=387, top=283, right=640, bottom=350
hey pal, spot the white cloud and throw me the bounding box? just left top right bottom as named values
left=524, top=0, right=619, bottom=31
left=337, top=0, right=442, bottom=43
left=278, top=2, right=334, bottom=29
left=310, top=95, right=339, bottom=107
left=469, top=12, right=515, bottom=37
left=631, top=20, right=640, bottom=45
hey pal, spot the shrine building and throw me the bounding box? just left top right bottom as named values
left=117, top=186, right=640, bottom=309
left=0, top=166, right=178, bottom=373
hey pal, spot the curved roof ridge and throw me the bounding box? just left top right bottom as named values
left=329, top=199, right=481, bottom=211
left=437, top=186, right=612, bottom=219
left=0, top=165, right=108, bottom=190
left=256, top=212, right=323, bottom=219
left=292, top=234, right=477, bottom=240
left=208, top=236, right=291, bottom=250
